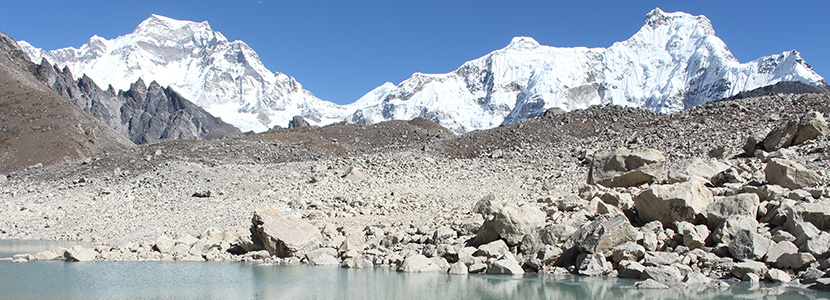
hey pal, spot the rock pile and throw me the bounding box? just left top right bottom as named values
left=4, top=99, right=830, bottom=291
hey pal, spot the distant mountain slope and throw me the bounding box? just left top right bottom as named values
left=17, top=9, right=826, bottom=134
left=347, top=8, right=826, bottom=133
left=33, top=60, right=242, bottom=144
left=0, top=30, right=133, bottom=173
left=722, top=81, right=830, bottom=101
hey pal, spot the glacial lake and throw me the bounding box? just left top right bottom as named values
left=1, top=240, right=828, bottom=299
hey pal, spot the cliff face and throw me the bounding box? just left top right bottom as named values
left=0, top=30, right=133, bottom=173
left=34, top=61, right=242, bottom=144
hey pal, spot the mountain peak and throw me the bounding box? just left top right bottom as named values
left=133, top=14, right=212, bottom=36
left=642, top=8, right=715, bottom=36
left=506, top=36, right=540, bottom=49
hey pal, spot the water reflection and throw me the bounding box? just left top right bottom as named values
left=1, top=239, right=829, bottom=299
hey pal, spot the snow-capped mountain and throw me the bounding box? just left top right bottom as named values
left=17, top=9, right=826, bottom=134
left=347, top=8, right=826, bottom=133
left=18, top=14, right=346, bottom=133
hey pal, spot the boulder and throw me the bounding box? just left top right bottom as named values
left=676, top=221, right=709, bottom=249
left=576, top=253, right=613, bottom=276
left=788, top=201, right=830, bottom=231
left=763, top=119, right=800, bottom=152
left=611, top=242, right=646, bottom=263
left=793, top=111, right=830, bottom=145
left=634, top=279, right=669, bottom=289
left=711, top=215, right=759, bottom=245
left=765, top=241, right=798, bottom=265
left=766, top=268, right=792, bottom=283
left=765, top=158, right=822, bottom=190
left=398, top=254, right=443, bottom=273
left=732, top=261, right=768, bottom=280
left=634, top=180, right=714, bottom=226
left=35, top=250, right=62, bottom=261
left=567, top=214, right=640, bottom=255
left=676, top=158, right=730, bottom=182
left=816, top=278, right=830, bottom=291
left=618, top=260, right=646, bottom=279
left=486, top=258, right=525, bottom=275
left=588, top=148, right=666, bottom=187
left=251, top=207, right=322, bottom=257
left=475, top=239, right=511, bottom=259
left=339, top=233, right=365, bottom=253
left=432, top=226, right=458, bottom=244
left=802, top=232, right=830, bottom=257
left=643, top=265, right=683, bottom=283
left=474, top=202, right=545, bottom=245
left=684, top=272, right=712, bottom=285
left=776, top=252, right=816, bottom=270
left=64, top=246, right=97, bottom=262
left=448, top=262, right=468, bottom=275
left=706, top=193, right=760, bottom=230
left=728, top=229, right=772, bottom=261
left=154, top=235, right=176, bottom=254
left=743, top=131, right=766, bottom=154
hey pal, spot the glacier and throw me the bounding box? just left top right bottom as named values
left=17, top=8, right=826, bottom=134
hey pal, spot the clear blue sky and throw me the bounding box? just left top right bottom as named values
left=1, top=1, right=828, bottom=104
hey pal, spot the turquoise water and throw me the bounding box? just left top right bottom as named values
left=1, top=240, right=827, bottom=299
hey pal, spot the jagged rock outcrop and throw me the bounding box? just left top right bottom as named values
left=0, top=30, right=133, bottom=173
left=33, top=60, right=241, bottom=144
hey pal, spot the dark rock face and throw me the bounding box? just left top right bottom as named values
left=288, top=116, right=311, bottom=129
left=722, top=81, right=830, bottom=101
left=0, top=30, right=134, bottom=173
left=34, top=61, right=241, bottom=144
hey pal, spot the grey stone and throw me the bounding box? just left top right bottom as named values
left=588, top=148, right=666, bottom=187
left=816, top=278, right=830, bottom=291
left=618, top=260, right=646, bottom=279
left=567, top=214, right=641, bottom=255
left=642, top=251, right=681, bottom=266
left=287, top=115, right=311, bottom=128
left=475, top=239, right=510, bottom=259
left=398, top=254, right=443, bottom=273
left=643, top=265, right=683, bottom=283
left=728, top=229, right=772, bottom=261
left=765, top=241, right=798, bottom=265
left=448, top=262, right=468, bottom=275
left=634, top=180, right=714, bottom=226
left=468, top=262, right=487, bottom=273
left=776, top=252, right=816, bottom=270
left=744, top=131, right=766, bottom=154
left=64, top=246, right=97, bottom=262
left=793, top=111, right=830, bottom=145
left=711, top=215, right=759, bottom=245
left=251, top=207, right=322, bottom=257
left=576, top=253, right=612, bottom=276
left=732, top=261, right=768, bottom=280
left=765, top=158, right=822, bottom=190
left=675, top=221, right=709, bottom=249
left=706, top=193, right=760, bottom=230
left=802, top=231, right=830, bottom=257
left=474, top=202, right=545, bottom=245
left=432, top=226, right=457, bottom=244
left=339, top=233, right=365, bottom=253
left=611, top=242, right=646, bottom=263
left=634, top=279, right=669, bottom=289
left=766, top=268, right=792, bottom=283
left=486, top=258, right=525, bottom=275
left=35, top=250, right=62, bottom=261
left=763, top=118, right=799, bottom=152
left=684, top=271, right=712, bottom=285
left=788, top=201, right=830, bottom=231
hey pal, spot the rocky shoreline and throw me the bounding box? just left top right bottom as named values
left=2, top=94, right=830, bottom=291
